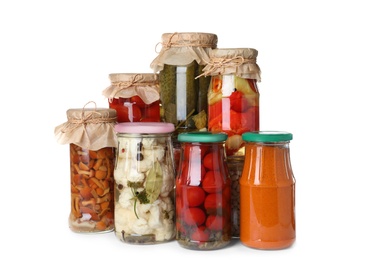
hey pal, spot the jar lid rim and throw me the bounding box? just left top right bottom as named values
left=242, top=131, right=293, bottom=142
left=178, top=132, right=227, bottom=143
left=115, top=122, right=175, bottom=134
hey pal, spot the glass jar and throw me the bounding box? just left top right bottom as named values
left=201, top=48, right=261, bottom=238
left=54, top=102, right=117, bottom=233
left=150, top=32, right=218, bottom=170
left=176, top=132, right=232, bottom=250
left=113, top=122, right=176, bottom=244
left=240, top=131, right=296, bottom=250
left=102, top=73, right=161, bottom=122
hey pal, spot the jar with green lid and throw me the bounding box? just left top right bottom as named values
left=240, top=131, right=296, bottom=250
left=200, top=47, right=261, bottom=237
left=176, top=132, right=232, bottom=250
left=54, top=102, right=117, bottom=233
left=113, top=122, right=176, bottom=244
left=102, top=73, right=161, bottom=123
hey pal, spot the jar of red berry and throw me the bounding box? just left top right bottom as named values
left=102, top=73, right=161, bottom=123
left=176, top=132, right=232, bottom=250
left=199, top=48, right=261, bottom=238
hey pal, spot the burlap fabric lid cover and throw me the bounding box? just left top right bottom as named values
left=54, top=102, right=117, bottom=150
left=102, top=73, right=160, bottom=104
left=150, top=32, right=218, bottom=73
left=200, top=48, right=261, bottom=81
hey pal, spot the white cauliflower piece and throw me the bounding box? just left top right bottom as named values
left=114, top=166, right=128, bottom=187
left=154, top=219, right=175, bottom=241
left=148, top=200, right=163, bottom=229
left=132, top=218, right=153, bottom=235
left=118, top=187, right=135, bottom=208
left=114, top=206, right=137, bottom=235
left=117, top=137, right=142, bottom=159
left=137, top=202, right=152, bottom=220
left=143, top=146, right=165, bottom=162
left=138, top=157, right=153, bottom=173
left=141, top=138, right=157, bottom=149
left=126, top=166, right=145, bottom=183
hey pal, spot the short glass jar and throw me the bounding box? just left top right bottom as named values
left=113, top=122, right=176, bottom=244
left=176, top=132, right=232, bottom=250
left=102, top=73, right=161, bottom=122
left=54, top=102, right=117, bottom=233
left=240, top=131, right=296, bottom=250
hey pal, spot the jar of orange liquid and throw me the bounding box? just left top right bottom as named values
left=239, top=131, right=295, bottom=249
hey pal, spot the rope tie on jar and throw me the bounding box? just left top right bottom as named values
left=108, top=74, right=157, bottom=102
left=196, top=56, right=256, bottom=78
left=155, top=32, right=217, bottom=53
left=60, top=101, right=116, bottom=134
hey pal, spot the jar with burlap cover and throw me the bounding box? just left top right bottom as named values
left=54, top=101, right=117, bottom=233
left=102, top=73, right=161, bottom=123
left=199, top=48, right=261, bottom=238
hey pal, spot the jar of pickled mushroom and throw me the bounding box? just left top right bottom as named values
left=200, top=47, right=261, bottom=237
left=150, top=32, right=218, bottom=169
left=240, top=131, right=296, bottom=250
left=54, top=102, right=117, bottom=233
left=113, top=122, right=176, bottom=244
left=176, top=132, right=231, bottom=250
left=102, top=73, right=161, bottom=122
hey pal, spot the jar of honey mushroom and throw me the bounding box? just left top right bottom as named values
left=54, top=102, right=117, bottom=233
left=240, top=131, right=296, bottom=249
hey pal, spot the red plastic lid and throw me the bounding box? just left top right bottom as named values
left=115, top=122, right=175, bottom=134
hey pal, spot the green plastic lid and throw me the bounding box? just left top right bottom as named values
left=242, top=131, right=293, bottom=142
left=178, top=132, right=228, bottom=143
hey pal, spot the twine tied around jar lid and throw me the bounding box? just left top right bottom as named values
left=54, top=101, right=118, bottom=150
left=102, top=73, right=160, bottom=104
left=150, top=32, right=218, bottom=72
left=197, top=48, right=261, bottom=81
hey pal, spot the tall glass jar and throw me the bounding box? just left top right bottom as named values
left=240, top=131, right=296, bottom=250
left=176, top=132, right=232, bottom=250
left=54, top=102, right=117, bottom=233
left=113, top=122, right=176, bottom=244
left=102, top=73, right=161, bottom=123
left=150, top=32, right=218, bottom=169
left=201, top=48, right=261, bottom=237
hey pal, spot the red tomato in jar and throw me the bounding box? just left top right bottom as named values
left=204, top=193, right=225, bottom=212
left=191, top=226, right=209, bottom=242
left=110, top=103, right=142, bottom=122
left=184, top=207, right=206, bottom=226
left=141, top=101, right=161, bottom=121
left=230, top=90, right=250, bottom=112
left=130, top=95, right=146, bottom=108
left=205, top=215, right=224, bottom=231
left=203, top=152, right=217, bottom=170
left=185, top=186, right=206, bottom=207
left=202, top=171, right=223, bottom=193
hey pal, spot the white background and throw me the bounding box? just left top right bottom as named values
left=1, top=0, right=389, bottom=259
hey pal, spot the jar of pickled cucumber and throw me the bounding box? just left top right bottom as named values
left=54, top=101, right=117, bottom=233
left=113, top=122, right=176, bottom=244
left=150, top=32, right=218, bottom=170
left=200, top=48, right=261, bottom=237
left=102, top=73, right=161, bottom=123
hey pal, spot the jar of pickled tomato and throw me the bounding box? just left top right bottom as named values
left=240, top=131, right=296, bottom=250
left=102, top=73, right=161, bottom=123
left=200, top=48, right=261, bottom=237
left=113, top=122, right=176, bottom=244
left=54, top=102, right=117, bottom=233
left=176, top=132, right=232, bottom=250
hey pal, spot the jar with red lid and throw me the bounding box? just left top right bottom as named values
left=113, top=122, right=176, bottom=244
left=102, top=73, right=161, bottom=122
left=54, top=102, right=117, bottom=233
left=176, top=132, right=231, bottom=250
left=200, top=48, right=261, bottom=237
